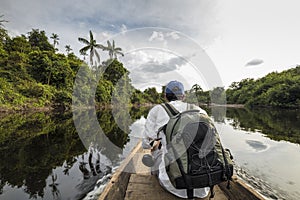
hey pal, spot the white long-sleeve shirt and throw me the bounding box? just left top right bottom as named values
left=142, top=100, right=210, bottom=198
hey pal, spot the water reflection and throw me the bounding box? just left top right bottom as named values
left=3, top=105, right=297, bottom=199
left=210, top=106, right=300, bottom=200
left=0, top=112, right=85, bottom=199
left=225, top=107, right=300, bottom=145
left=48, top=173, right=60, bottom=200
left=75, top=148, right=112, bottom=200
left=207, top=106, right=300, bottom=145
left=0, top=106, right=150, bottom=200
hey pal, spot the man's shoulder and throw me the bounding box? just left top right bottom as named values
left=148, top=104, right=165, bottom=114
left=151, top=104, right=164, bottom=110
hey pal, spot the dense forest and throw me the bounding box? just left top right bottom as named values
left=0, top=16, right=299, bottom=110
left=185, top=67, right=300, bottom=108
left=0, top=22, right=163, bottom=111
left=226, top=66, right=300, bottom=108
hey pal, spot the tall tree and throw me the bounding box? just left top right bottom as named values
left=211, top=87, right=226, bottom=104
left=27, top=29, right=54, bottom=51
left=0, top=15, right=9, bottom=46
left=50, top=33, right=59, bottom=50
left=0, top=14, right=8, bottom=28
left=5, top=35, right=31, bottom=53
left=191, top=84, right=203, bottom=104
left=191, top=84, right=203, bottom=94
left=103, top=59, right=128, bottom=85
left=78, top=30, right=104, bottom=66
left=65, top=45, right=72, bottom=55
left=103, top=40, right=124, bottom=59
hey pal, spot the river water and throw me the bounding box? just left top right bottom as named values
left=0, top=106, right=299, bottom=200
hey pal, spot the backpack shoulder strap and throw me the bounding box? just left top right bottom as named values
left=161, top=103, right=179, bottom=117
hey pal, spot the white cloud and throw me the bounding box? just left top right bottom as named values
left=166, top=31, right=180, bottom=40
left=2, top=0, right=299, bottom=89
left=99, top=32, right=112, bottom=42
left=120, top=24, right=127, bottom=34
left=0, top=0, right=220, bottom=67
left=148, top=31, right=165, bottom=42
left=119, top=45, right=210, bottom=92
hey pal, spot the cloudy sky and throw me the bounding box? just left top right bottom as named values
left=1, top=0, right=300, bottom=91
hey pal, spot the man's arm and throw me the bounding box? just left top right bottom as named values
left=142, top=104, right=169, bottom=150
left=142, top=106, right=159, bottom=149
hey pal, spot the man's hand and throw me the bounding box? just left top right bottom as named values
left=151, top=138, right=162, bottom=152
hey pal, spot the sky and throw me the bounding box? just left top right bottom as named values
left=1, top=0, right=300, bottom=91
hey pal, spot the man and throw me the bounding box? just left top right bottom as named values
left=142, top=80, right=210, bottom=199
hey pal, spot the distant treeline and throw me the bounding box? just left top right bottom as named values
left=0, top=23, right=299, bottom=110
left=226, top=66, right=300, bottom=108
left=186, top=66, right=300, bottom=108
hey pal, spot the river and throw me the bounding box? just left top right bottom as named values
left=0, top=106, right=299, bottom=200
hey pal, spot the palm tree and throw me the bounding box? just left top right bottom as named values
left=192, top=84, right=203, bottom=94
left=50, top=33, right=59, bottom=49
left=49, top=173, right=60, bottom=199
left=65, top=45, right=72, bottom=54
left=78, top=30, right=105, bottom=66
left=104, top=40, right=124, bottom=59
left=191, top=84, right=203, bottom=105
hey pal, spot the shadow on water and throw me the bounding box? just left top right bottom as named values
left=0, top=106, right=150, bottom=200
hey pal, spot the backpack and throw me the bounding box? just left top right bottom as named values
left=159, top=103, right=233, bottom=199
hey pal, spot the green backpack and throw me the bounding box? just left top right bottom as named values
left=160, top=103, right=233, bottom=199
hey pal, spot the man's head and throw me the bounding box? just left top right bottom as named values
left=165, top=80, right=185, bottom=101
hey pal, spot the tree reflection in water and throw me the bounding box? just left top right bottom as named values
left=63, top=157, right=77, bottom=176
left=48, top=173, right=60, bottom=200
left=204, top=106, right=300, bottom=145
left=6, top=106, right=290, bottom=200
left=0, top=106, right=150, bottom=199
left=224, top=107, right=300, bottom=145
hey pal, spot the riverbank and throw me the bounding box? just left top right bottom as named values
left=0, top=102, right=155, bottom=114
left=208, top=103, right=245, bottom=108
left=0, top=105, right=54, bottom=113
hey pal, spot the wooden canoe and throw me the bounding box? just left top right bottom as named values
left=98, top=141, right=265, bottom=200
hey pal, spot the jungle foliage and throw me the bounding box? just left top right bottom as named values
left=1, top=21, right=299, bottom=110
left=0, top=26, right=162, bottom=111
left=226, top=67, right=300, bottom=108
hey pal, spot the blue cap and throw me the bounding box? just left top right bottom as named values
left=165, top=80, right=184, bottom=95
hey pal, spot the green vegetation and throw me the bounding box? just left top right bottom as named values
left=185, top=84, right=224, bottom=105
left=226, top=67, right=300, bottom=108
left=187, top=67, right=300, bottom=108
left=1, top=15, right=299, bottom=110
left=0, top=27, right=83, bottom=111
left=0, top=23, right=162, bottom=111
